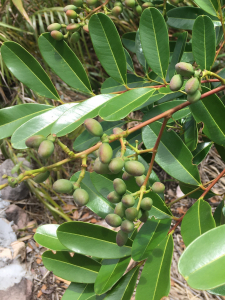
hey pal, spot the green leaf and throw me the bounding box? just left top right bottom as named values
left=94, top=257, right=131, bottom=295
left=135, top=29, right=147, bottom=71
left=179, top=182, right=215, bottom=199
left=192, top=142, right=213, bottom=165
left=136, top=234, right=174, bottom=300
left=34, top=224, right=68, bottom=251
left=89, top=13, right=127, bottom=85
left=209, top=284, right=225, bottom=296
left=140, top=7, right=169, bottom=79
left=51, top=94, right=115, bottom=137
left=184, top=115, right=198, bottom=152
left=38, top=33, right=93, bottom=95
left=214, top=199, right=225, bottom=226
left=62, top=283, right=96, bottom=300
left=178, top=225, right=225, bottom=290
left=181, top=199, right=215, bottom=246
left=12, top=0, right=32, bottom=26
left=57, top=222, right=132, bottom=259
left=132, top=218, right=172, bottom=262
left=215, top=143, right=225, bottom=162
left=192, top=16, right=215, bottom=71
left=142, top=122, right=201, bottom=185
left=122, top=32, right=136, bottom=53
left=1, top=42, right=60, bottom=100
left=190, top=87, right=225, bottom=147
left=104, top=266, right=139, bottom=300
left=42, top=250, right=100, bottom=283
left=124, top=49, right=134, bottom=73
left=0, top=104, right=51, bottom=139
left=99, top=88, right=155, bottom=121
left=11, top=103, right=76, bottom=149
left=194, top=0, right=218, bottom=16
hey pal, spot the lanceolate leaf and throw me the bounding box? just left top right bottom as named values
left=132, top=218, right=172, bottom=262
left=122, top=32, right=136, bottom=53
left=34, top=224, right=68, bottom=251
left=178, top=225, right=225, bottom=290
left=94, top=257, right=131, bottom=295
left=179, top=182, right=215, bottom=200
left=192, top=142, right=213, bottom=165
left=11, top=103, right=76, bottom=149
left=39, top=33, right=93, bottom=95
left=124, top=48, right=135, bottom=73
left=192, top=16, right=215, bottom=71
left=0, top=104, right=51, bottom=139
left=140, top=8, right=169, bottom=79
left=42, top=251, right=100, bottom=283
left=194, top=0, right=218, bottom=16
left=1, top=42, right=60, bottom=100
left=142, top=122, right=201, bottom=185
left=57, top=222, right=132, bottom=259
left=89, top=13, right=127, bottom=85
left=12, top=0, right=32, bottom=26
left=51, top=94, right=115, bottom=136
left=181, top=199, right=215, bottom=246
left=213, top=199, right=225, bottom=226
left=184, top=115, right=198, bottom=152
left=62, top=283, right=95, bottom=300
left=135, top=29, right=147, bottom=71
left=136, top=234, right=174, bottom=300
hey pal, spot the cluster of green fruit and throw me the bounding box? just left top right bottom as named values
left=112, top=1, right=154, bottom=17
left=169, top=62, right=202, bottom=103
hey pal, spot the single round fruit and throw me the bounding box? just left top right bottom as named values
left=135, top=175, right=146, bottom=187
left=73, top=188, right=89, bottom=206
left=136, top=5, right=142, bottom=15
left=93, top=158, right=109, bottom=174
left=47, top=23, right=62, bottom=32
left=72, top=0, right=83, bottom=7
left=114, top=1, right=123, bottom=8
left=142, top=2, right=154, bottom=8
left=114, top=202, right=126, bottom=218
left=25, top=135, right=46, bottom=149
left=51, top=31, right=64, bottom=41
left=113, top=178, right=127, bottom=195
left=169, top=0, right=180, bottom=5
left=105, top=214, right=122, bottom=227
left=87, top=0, right=98, bottom=5
left=83, top=24, right=89, bottom=33
left=38, top=140, right=54, bottom=158
left=175, top=62, right=194, bottom=77
left=185, top=77, right=199, bottom=95
left=53, top=179, right=74, bottom=194
left=112, top=6, right=122, bottom=16
left=66, top=10, right=77, bottom=18
left=187, top=90, right=201, bottom=103
left=99, top=143, right=113, bottom=164
left=84, top=118, right=103, bottom=137
left=122, top=194, right=135, bottom=208
left=121, top=220, right=134, bottom=233
left=169, top=74, right=183, bottom=91
left=63, top=5, right=77, bottom=12
left=140, top=197, right=153, bottom=211
left=113, top=127, right=123, bottom=134
left=71, top=32, right=80, bottom=43
left=66, top=23, right=81, bottom=32
left=152, top=182, right=165, bottom=193
left=116, top=230, right=128, bottom=247
left=107, top=191, right=121, bottom=203
left=139, top=210, right=149, bottom=222
left=33, top=171, right=50, bottom=183
left=125, top=161, right=145, bottom=176
left=125, top=0, right=136, bottom=8
left=109, top=157, right=124, bottom=174
left=125, top=207, right=138, bottom=221
left=122, top=171, right=133, bottom=181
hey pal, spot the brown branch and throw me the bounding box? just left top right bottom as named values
left=168, top=215, right=184, bottom=234
left=84, top=0, right=110, bottom=20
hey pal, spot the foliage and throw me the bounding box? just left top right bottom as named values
left=1, top=0, right=225, bottom=299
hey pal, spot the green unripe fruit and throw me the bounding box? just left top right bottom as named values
left=122, top=194, right=135, bottom=208
left=84, top=118, right=103, bottom=137
left=93, top=158, right=109, bottom=174
left=63, top=5, right=77, bottom=12
left=71, top=32, right=80, bottom=43
left=51, top=31, right=64, bottom=41
left=114, top=202, right=126, bottom=218
left=169, top=74, right=183, bottom=91
left=87, top=0, right=98, bottom=5
left=125, top=161, right=145, bottom=176
left=107, top=191, right=121, bottom=203
left=140, top=197, right=153, bottom=211
left=66, top=10, right=77, bottom=18
left=135, top=175, right=146, bottom=187
left=109, top=157, right=124, bottom=174
left=73, top=188, right=89, bottom=206
left=112, top=6, right=122, bottom=16
left=142, top=2, right=154, bottom=8
left=25, top=135, right=46, bottom=149
left=47, top=23, right=62, bottom=32
left=125, top=207, right=138, bottom=221
left=114, top=1, right=123, bottom=8
left=116, top=230, right=128, bottom=247
left=187, top=90, right=201, bottom=104
left=169, top=0, right=180, bottom=5
left=185, top=77, right=199, bottom=95
left=105, top=214, right=122, bottom=227
left=125, top=0, right=136, bottom=8
left=135, top=5, right=142, bottom=15
left=152, top=182, right=165, bottom=193
left=139, top=210, right=149, bottom=222
left=121, top=220, right=134, bottom=233
left=122, top=171, right=133, bottom=181
left=113, top=178, right=127, bottom=195
left=66, top=23, right=81, bottom=32
left=33, top=171, right=50, bottom=183
left=99, top=143, right=113, bottom=164
left=175, top=62, right=194, bottom=78
left=72, top=0, right=83, bottom=7
left=38, top=140, right=54, bottom=158
left=113, top=127, right=123, bottom=134
left=53, top=179, right=74, bottom=194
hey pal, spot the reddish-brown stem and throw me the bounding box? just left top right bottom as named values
left=214, top=41, right=225, bottom=63
left=201, top=79, right=220, bottom=83
left=168, top=215, right=184, bottom=234
left=84, top=0, right=110, bottom=20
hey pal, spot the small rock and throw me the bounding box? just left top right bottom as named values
left=0, top=278, right=33, bottom=300
left=5, top=204, right=29, bottom=229
left=176, top=185, right=185, bottom=198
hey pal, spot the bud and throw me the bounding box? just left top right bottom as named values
left=121, top=220, right=134, bottom=233
left=105, top=214, right=122, bottom=227
left=187, top=90, right=201, bottom=104
left=109, top=157, right=124, bottom=174
left=25, top=135, right=46, bottom=149
left=63, top=5, right=77, bottom=12
left=152, top=182, right=165, bottom=193
left=33, top=171, right=50, bottom=183
left=51, top=31, right=64, bottom=41
left=112, top=6, right=122, bottom=16
left=122, top=194, right=135, bottom=208
left=175, top=62, right=194, bottom=78
left=93, top=158, right=109, bottom=174
left=66, top=23, right=81, bottom=32
left=84, top=118, right=103, bottom=137
left=72, top=0, right=83, bottom=7
left=122, top=171, right=133, bottom=181
left=107, top=191, right=121, bottom=203
left=73, top=188, right=89, bottom=206
left=53, top=179, right=74, bottom=194
left=169, top=74, right=183, bottom=91
left=47, top=23, right=62, bottom=32
left=116, top=230, right=128, bottom=247
left=135, top=175, right=146, bottom=187
left=125, top=207, right=138, bottom=221
left=125, top=0, right=136, bottom=8
left=140, top=197, right=153, bottom=211
left=185, top=77, right=199, bottom=95
left=66, top=10, right=77, bottom=18
left=113, top=178, right=127, bottom=195
left=124, top=160, right=145, bottom=176
left=38, top=140, right=54, bottom=158
left=114, top=202, right=126, bottom=218
left=99, top=143, right=113, bottom=164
